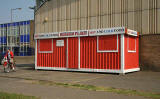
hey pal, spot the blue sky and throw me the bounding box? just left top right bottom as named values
left=0, top=0, right=35, bottom=24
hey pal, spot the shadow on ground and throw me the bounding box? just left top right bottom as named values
left=16, top=64, right=35, bottom=70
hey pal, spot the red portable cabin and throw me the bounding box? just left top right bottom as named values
left=34, top=27, right=139, bottom=74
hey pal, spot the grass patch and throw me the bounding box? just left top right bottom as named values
left=0, top=91, right=39, bottom=99
left=32, top=80, right=160, bottom=99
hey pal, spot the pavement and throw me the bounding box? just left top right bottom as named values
left=0, top=59, right=159, bottom=99
left=0, top=77, right=147, bottom=99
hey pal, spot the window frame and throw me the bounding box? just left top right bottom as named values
left=97, top=34, right=119, bottom=53
left=38, top=39, right=53, bottom=53
left=127, top=36, right=136, bottom=53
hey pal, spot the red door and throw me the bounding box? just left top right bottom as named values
left=68, top=37, right=79, bottom=69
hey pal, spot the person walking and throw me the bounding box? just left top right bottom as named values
left=4, top=48, right=15, bottom=71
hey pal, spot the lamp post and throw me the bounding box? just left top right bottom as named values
left=29, top=6, right=35, bottom=22
left=9, top=8, right=22, bottom=51
left=11, top=8, right=22, bottom=23
left=29, top=6, right=35, bottom=55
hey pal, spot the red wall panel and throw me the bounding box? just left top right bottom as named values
left=80, top=35, right=121, bottom=70
left=128, top=36, right=136, bottom=51
left=124, top=35, right=139, bottom=69
left=37, top=38, right=66, bottom=68
left=68, top=38, right=79, bottom=69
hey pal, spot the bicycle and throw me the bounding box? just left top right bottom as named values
left=1, top=57, right=16, bottom=73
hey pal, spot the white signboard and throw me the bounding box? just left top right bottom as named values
left=127, top=29, right=138, bottom=36
left=59, top=30, right=88, bottom=37
left=56, top=40, right=64, bottom=47
left=89, top=27, right=125, bottom=36
left=34, top=27, right=138, bottom=39
left=34, top=32, right=59, bottom=39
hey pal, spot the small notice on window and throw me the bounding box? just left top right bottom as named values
left=56, top=40, right=64, bottom=46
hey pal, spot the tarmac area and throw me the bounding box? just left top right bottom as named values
left=0, top=56, right=159, bottom=99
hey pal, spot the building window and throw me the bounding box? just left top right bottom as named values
left=38, top=39, right=53, bottom=53
left=127, top=36, right=136, bottom=53
left=97, top=35, right=118, bottom=52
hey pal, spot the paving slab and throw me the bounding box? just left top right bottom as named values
left=0, top=77, right=147, bottom=99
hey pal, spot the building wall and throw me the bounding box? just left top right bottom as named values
left=0, top=20, right=35, bottom=56
left=30, top=20, right=35, bottom=51
left=139, top=34, right=160, bottom=71
left=35, top=0, right=160, bottom=35
left=35, top=0, right=160, bottom=71
left=29, top=20, right=35, bottom=55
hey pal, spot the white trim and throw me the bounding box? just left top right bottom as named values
left=78, top=37, right=80, bottom=69
left=35, top=40, right=37, bottom=69
left=127, top=36, right=136, bottom=53
left=79, top=68, right=121, bottom=73
left=124, top=68, right=140, bottom=73
left=35, top=66, right=121, bottom=73
left=66, top=38, right=68, bottom=68
left=35, top=66, right=140, bottom=74
left=38, top=39, right=53, bottom=53
left=97, top=34, right=118, bottom=53
left=128, top=50, right=136, bottom=53
left=121, top=34, right=125, bottom=73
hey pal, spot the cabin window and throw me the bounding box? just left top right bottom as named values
left=38, top=39, right=53, bottom=53
left=97, top=35, right=118, bottom=52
